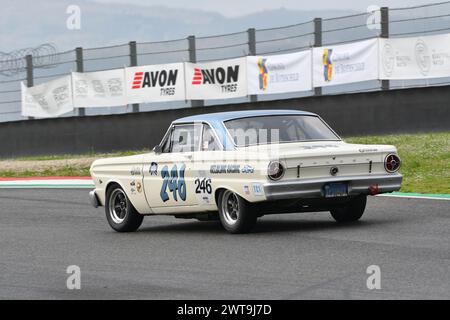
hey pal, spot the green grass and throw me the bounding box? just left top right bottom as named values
left=0, top=167, right=90, bottom=178
left=10, top=149, right=149, bottom=162
left=1, top=133, right=449, bottom=194
left=345, top=132, right=450, bottom=194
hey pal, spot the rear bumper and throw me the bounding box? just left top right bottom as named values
left=89, top=190, right=101, bottom=208
left=264, top=173, right=402, bottom=201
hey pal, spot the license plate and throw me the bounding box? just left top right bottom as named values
left=323, top=182, right=348, bottom=198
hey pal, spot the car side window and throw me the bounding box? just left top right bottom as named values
left=169, top=124, right=201, bottom=153
left=161, top=132, right=171, bottom=153
left=201, top=124, right=221, bottom=151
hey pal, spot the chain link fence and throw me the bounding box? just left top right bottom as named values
left=1, top=2, right=450, bottom=123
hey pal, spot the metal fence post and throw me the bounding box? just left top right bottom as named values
left=313, top=18, right=322, bottom=96
left=25, top=54, right=34, bottom=120
left=129, top=41, right=139, bottom=113
left=248, top=28, right=258, bottom=103
left=75, top=47, right=85, bottom=116
left=380, top=7, right=390, bottom=91
left=188, top=35, right=204, bottom=108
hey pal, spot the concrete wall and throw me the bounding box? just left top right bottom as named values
left=1, top=85, right=449, bottom=158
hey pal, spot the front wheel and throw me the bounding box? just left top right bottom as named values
left=330, top=195, right=367, bottom=223
left=218, top=190, right=257, bottom=234
left=105, top=185, right=144, bottom=232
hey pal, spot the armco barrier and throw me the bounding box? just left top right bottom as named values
left=0, top=85, right=449, bottom=158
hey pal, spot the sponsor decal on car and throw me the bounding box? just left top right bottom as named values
left=130, top=180, right=136, bottom=194
left=195, top=170, right=214, bottom=205
left=241, top=164, right=255, bottom=174
left=252, top=183, right=264, bottom=196
left=136, top=182, right=142, bottom=193
left=160, top=164, right=186, bottom=202
left=150, top=162, right=158, bottom=176
left=130, top=166, right=141, bottom=176
left=210, top=164, right=240, bottom=174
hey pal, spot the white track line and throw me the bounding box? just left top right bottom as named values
left=377, top=194, right=450, bottom=201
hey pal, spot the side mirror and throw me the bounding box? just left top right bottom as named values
left=153, top=145, right=162, bottom=154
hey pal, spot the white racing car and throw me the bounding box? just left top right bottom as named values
left=89, top=110, right=402, bottom=233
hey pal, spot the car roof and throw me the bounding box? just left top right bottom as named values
left=170, top=109, right=319, bottom=151
left=173, top=109, right=317, bottom=124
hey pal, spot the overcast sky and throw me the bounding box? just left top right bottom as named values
left=0, top=0, right=442, bottom=52
left=95, top=0, right=434, bottom=17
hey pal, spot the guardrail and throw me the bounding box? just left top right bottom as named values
left=1, top=1, right=450, bottom=122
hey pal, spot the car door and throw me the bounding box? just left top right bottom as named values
left=191, top=123, right=223, bottom=207
left=142, top=123, right=201, bottom=210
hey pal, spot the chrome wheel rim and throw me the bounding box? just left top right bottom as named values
left=222, top=190, right=239, bottom=226
left=109, top=189, right=128, bottom=224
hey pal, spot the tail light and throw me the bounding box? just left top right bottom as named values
left=268, top=161, right=285, bottom=181
left=384, top=154, right=401, bottom=173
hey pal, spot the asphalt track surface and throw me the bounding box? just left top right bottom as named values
left=0, top=189, right=448, bottom=300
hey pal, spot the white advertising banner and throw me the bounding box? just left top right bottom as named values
left=21, top=75, right=73, bottom=118
left=247, top=51, right=312, bottom=94
left=185, top=57, right=247, bottom=100
left=125, top=63, right=185, bottom=103
left=313, top=38, right=378, bottom=87
left=72, top=69, right=126, bottom=108
left=379, top=34, right=450, bottom=79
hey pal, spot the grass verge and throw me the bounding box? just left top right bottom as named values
left=0, top=167, right=91, bottom=178
left=346, top=132, right=449, bottom=194
left=0, top=132, right=448, bottom=194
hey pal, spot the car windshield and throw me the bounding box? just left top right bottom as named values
left=224, top=115, right=340, bottom=147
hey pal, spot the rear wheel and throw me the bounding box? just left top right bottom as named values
left=218, top=190, right=257, bottom=234
left=330, top=195, right=367, bottom=223
left=105, top=185, right=143, bottom=232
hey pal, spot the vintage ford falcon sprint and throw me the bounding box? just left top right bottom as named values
left=89, top=110, right=402, bottom=234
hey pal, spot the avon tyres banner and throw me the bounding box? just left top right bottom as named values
left=72, top=69, right=126, bottom=108
left=247, top=51, right=312, bottom=94
left=21, top=75, right=73, bottom=118
left=185, top=57, right=247, bottom=100
left=313, top=38, right=378, bottom=87
left=379, top=34, right=450, bottom=80
left=126, top=63, right=185, bottom=103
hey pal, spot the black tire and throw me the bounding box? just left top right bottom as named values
left=330, top=195, right=367, bottom=223
left=105, top=184, right=144, bottom=232
left=218, top=190, right=257, bottom=234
